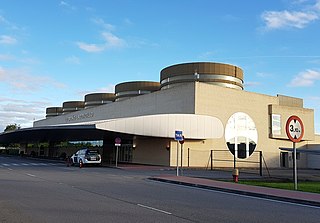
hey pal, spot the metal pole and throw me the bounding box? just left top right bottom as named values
left=188, top=148, right=190, bottom=167
left=176, top=141, right=179, bottom=176
left=210, top=150, right=213, bottom=170
left=293, top=142, right=297, bottom=190
left=259, top=151, right=263, bottom=176
left=233, top=153, right=236, bottom=169
left=180, top=143, right=183, bottom=176
left=115, top=145, right=119, bottom=167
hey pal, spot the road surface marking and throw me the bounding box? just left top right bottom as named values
left=26, top=173, right=36, bottom=177
left=137, top=204, right=172, bottom=215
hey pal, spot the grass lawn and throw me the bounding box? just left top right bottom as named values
left=239, top=180, right=320, bottom=194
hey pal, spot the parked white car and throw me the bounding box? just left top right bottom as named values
left=70, top=148, right=102, bottom=167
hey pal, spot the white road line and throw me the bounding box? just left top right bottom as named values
left=26, top=173, right=36, bottom=177
left=137, top=204, right=172, bottom=215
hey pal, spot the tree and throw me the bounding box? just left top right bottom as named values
left=4, top=124, right=20, bottom=132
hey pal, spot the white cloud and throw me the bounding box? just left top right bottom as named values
left=59, top=1, right=76, bottom=11
left=261, top=0, right=320, bottom=30
left=92, top=18, right=115, bottom=31
left=0, top=15, right=23, bottom=31
left=0, top=98, right=48, bottom=131
left=0, top=66, right=66, bottom=92
left=60, top=1, right=67, bottom=6
left=76, top=42, right=105, bottom=53
left=76, top=17, right=126, bottom=53
left=102, top=32, right=125, bottom=48
left=76, top=32, right=126, bottom=53
left=0, top=66, right=66, bottom=131
left=0, top=54, right=14, bottom=61
left=314, top=0, right=320, bottom=10
left=0, top=35, right=17, bottom=45
left=0, top=15, right=10, bottom=26
left=262, top=10, right=318, bottom=29
left=97, top=84, right=116, bottom=93
left=288, top=69, right=320, bottom=87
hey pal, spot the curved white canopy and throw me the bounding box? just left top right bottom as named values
left=95, top=114, right=223, bottom=139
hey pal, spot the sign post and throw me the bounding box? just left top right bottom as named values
left=179, top=136, right=185, bottom=176
left=175, top=130, right=183, bottom=176
left=115, top=137, right=121, bottom=168
left=285, top=115, right=304, bottom=190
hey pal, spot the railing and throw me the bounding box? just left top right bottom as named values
left=185, top=148, right=270, bottom=177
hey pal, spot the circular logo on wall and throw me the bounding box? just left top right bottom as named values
left=225, top=112, right=258, bottom=159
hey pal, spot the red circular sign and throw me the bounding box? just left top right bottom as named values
left=286, top=115, right=304, bottom=142
left=115, top=137, right=121, bottom=144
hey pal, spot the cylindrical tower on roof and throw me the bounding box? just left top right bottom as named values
left=115, top=81, right=160, bottom=101
left=46, top=107, right=63, bottom=118
left=160, top=62, right=244, bottom=90
left=84, top=93, right=115, bottom=109
left=62, top=101, right=85, bottom=114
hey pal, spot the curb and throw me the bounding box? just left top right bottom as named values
left=149, top=177, right=320, bottom=208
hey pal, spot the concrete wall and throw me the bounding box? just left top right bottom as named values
left=169, top=139, right=214, bottom=167
left=194, top=82, right=315, bottom=168
left=269, top=104, right=314, bottom=141
left=302, top=135, right=320, bottom=169
left=132, top=138, right=170, bottom=166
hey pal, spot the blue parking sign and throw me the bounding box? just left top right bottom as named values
left=175, top=130, right=183, bottom=141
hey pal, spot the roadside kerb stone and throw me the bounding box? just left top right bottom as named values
left=150, top=175, right=320, bottom=207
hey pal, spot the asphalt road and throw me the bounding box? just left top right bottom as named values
left=0, top=155, right=319, bottom=223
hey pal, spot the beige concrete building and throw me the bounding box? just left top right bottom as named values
left=1, top=62, right=319, bottom=169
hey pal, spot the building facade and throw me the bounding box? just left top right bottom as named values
left=4, top=62, right=320, bottom=169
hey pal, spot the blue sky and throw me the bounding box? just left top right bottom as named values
left=0, top=0, right=320, bottom=134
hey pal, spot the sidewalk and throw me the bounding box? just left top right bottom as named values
left=149, top=174, right=320, bottom=207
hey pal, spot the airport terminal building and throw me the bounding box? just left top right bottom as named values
left=1, top=62, right=320, bottom=169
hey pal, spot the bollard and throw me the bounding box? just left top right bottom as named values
left=232, top=168, right=239, bottom=183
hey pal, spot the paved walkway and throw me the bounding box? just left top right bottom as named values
left=150, top=174, right=320, bottom=207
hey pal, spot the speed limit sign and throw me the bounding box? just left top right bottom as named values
left=286, top=115, right=304, bottom=142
